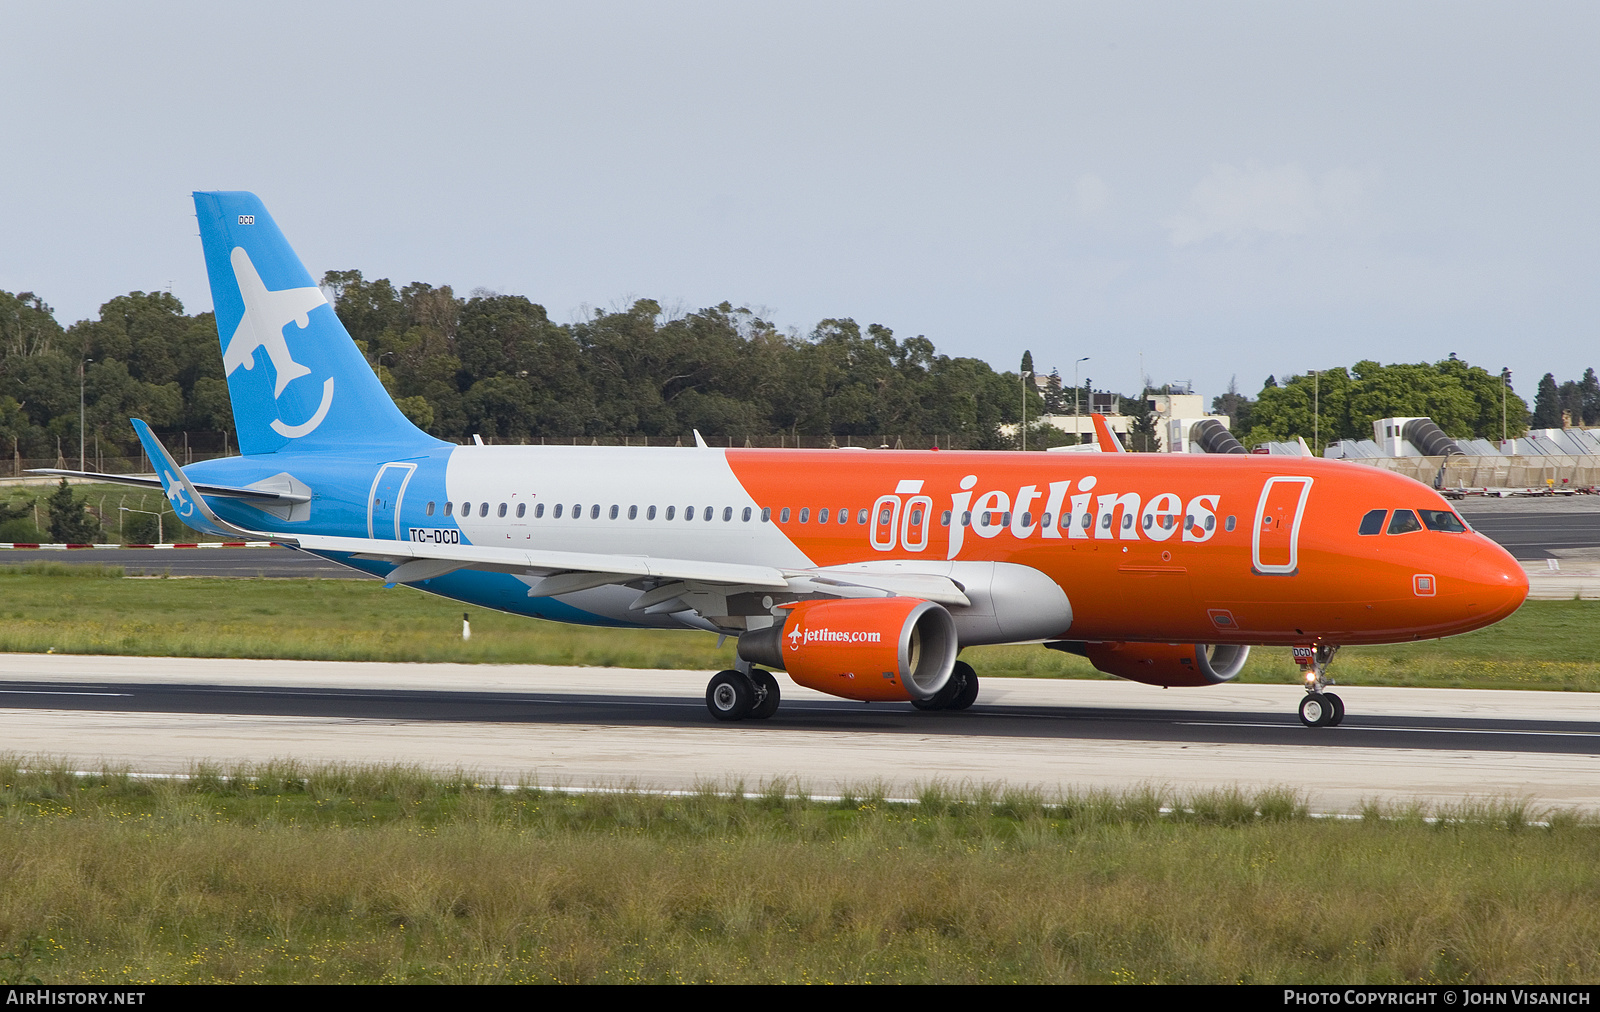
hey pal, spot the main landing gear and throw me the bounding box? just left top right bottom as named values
left=1293, top=644, right=1345, bottom=728
left=911, top=661, right=980, bottom=712
left=706, top=668, right=780, bottom=722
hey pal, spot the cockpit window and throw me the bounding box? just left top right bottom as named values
left=1386, top=509, right=1422, bottom=535
left=1358, top=509, right=1387, bottom=536
left=1420, top=509, right=1467, bottom=533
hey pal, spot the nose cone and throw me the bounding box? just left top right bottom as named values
left=1456, top=538, right=1529, bottom=629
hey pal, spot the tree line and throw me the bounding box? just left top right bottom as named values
left=0, top=277, right=1584, bottom=471
left=1216, top=358, right=1553, bottom=453
left=1, top=280, right=1055, bottom=460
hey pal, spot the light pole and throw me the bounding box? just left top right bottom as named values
left=1020, top=365, right=1031, bottom=451
left=79, top=357, right=92, bottom=471
left=1311, top=369, right=1320, bottom=457
left=119, top=506, right=162, bottom=545
left=1502, top=367, right=1511, bottom=444
left=1073, top=356, right=1090, bottom=444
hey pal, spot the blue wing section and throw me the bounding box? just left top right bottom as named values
left=192, top=191, right=442, bottom=456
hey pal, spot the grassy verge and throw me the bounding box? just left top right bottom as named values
left=0, top=761, right=1594, bottom=984
left=1, top=564, right=1598, bottom=690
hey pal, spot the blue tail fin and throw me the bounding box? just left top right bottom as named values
left=193, top=191, right=438, bottom=456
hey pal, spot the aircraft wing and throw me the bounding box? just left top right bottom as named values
left=293, top=533, right=790, bottom=591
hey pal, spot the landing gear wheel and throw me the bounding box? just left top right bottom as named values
left=1298, top=692, right=1334, bottom=728
left=912, top=663, right=974, bottom=711
left=1323, top=692, right=1345, bottom=727
left=706, top=669, right=755, bottom=721
left=748, top=669, right=781, bottom=720
left=947, top=662, right=979, bottom=711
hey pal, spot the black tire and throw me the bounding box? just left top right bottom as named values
left=1324, top=692, right=1345, bottom=727
left=1298, top=692, right=1333, bottom=728
left=706, top=669, right=755, bottom=721
left=948, top=662, right=979, bottom=711
left=748, top=669, right=781, bottom=720
left=912, top=664, right=966, bottom=711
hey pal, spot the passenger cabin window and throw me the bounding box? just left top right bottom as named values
left=609, top=505, right=619, bottom=519
left=760, top=507, right=771, bottom=522
left=742, top=507, right=751, bottom=522
left=534, top=503, right=545, bottom=518
left=646, top=505, right=656, bottom=520
left=1225, top=515, right=1236, bottom=532
left=684, top=505, right=694, bottom=521
left=516, top=503, right=526, bottom=518
left=497, top=503, right=507, bottom=518
left=1358, top=509, right=1387, bottom=536
left=666, top=506, right=675, bottom=520
left=1420, top=510, right=1467, bottom=533
left=780, top=508, right=791, bottom=523
left=426, top=502, right=435, bottom=516
left=723, top=506, right=733, bottom=521
left=444, top=502, right=453, bottom=517
left=818, top=508, right=830, bottom=524
left=799, top=508, right=810, bottom=523
left=553, top=504, right=563, bottom=518
left=591, top=504, right=601, bottom=519
left=838, top=507, right=849, bottom=524
left=1387, top=509, right=1423, bottom=535
left=628, top=505, right=638, bottom=519
left=942, top=511, right=952, bottom=527
left=479, top=503, right=489, bottom=517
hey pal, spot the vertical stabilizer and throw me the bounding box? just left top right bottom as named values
left=193, top=191, right=439, bottom=456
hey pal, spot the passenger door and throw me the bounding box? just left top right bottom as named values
left=1252, top=476, right=1313, bottom=575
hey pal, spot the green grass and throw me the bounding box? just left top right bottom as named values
left=0, top=564, right=1596, bottom=689
left=0, top=760, right=1594, bottom=984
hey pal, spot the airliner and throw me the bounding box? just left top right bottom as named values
left=41, top=192, right=1530, bottom=728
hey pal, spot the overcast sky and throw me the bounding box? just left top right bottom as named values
left=2, top=2, right=1595, bottom=404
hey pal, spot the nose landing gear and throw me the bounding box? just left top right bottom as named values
left=1293, top=644, right=1345, bottom=728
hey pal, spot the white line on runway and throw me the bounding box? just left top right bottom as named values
left=0, top=690, right=131, bottom=697
left=1180, top=720, right=1600, bottom=737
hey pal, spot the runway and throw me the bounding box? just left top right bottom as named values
left=4, top=654, right=1598, bottom=813
left=1456, top=496, right=1600, bottom=560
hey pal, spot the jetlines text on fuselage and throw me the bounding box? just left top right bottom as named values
left=866, top=474, right=1222, bottom=558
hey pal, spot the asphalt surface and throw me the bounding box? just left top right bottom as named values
left=6, top=658, right=1597, bottom=809
left=1455, top=510, right=1600, bottom=559
left=3, top=678, right=1597, bottom=755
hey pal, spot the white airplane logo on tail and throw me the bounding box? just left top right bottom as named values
left=221, top=246, right=335, bottom=438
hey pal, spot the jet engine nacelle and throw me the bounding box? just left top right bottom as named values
left=1082, top=641, right=1250, bottom=687
left=737, top=597, right=959, bottom=702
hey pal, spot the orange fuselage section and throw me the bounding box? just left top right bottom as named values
left=725, top=449, right=1528, bottom=646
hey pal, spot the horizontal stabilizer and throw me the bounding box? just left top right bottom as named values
left=28, top=468, right=311, bottom=504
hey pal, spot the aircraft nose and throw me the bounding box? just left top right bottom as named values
left=1457, top=538, right=1529, bottom=626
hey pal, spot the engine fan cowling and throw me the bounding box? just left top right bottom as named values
left=1082, top=641, right=1250, bottom=687
left=737, top=598, right=959, bottom=702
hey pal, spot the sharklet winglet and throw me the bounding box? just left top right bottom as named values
left=128, top=419, right=283, bottom=542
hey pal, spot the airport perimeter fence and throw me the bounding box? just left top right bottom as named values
left=4, top=433, right=1016, bottom=479
left=1346, top=454, right=1600, bottom=491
